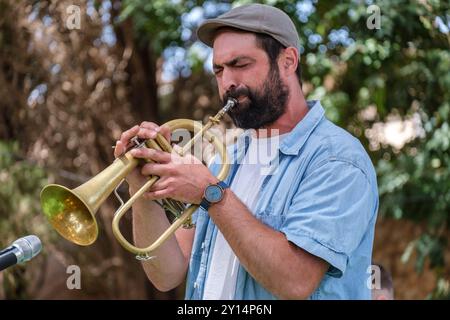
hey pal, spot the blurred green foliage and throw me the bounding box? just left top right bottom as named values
left=296, top=2, right=449, bottom=298
left=119, top=0, right=207, bottom=54
left=121, top=0, right=450, bottom=297
left=0, top=141, right=49, bottom=239
left=0, top=141, right=52, bottom=298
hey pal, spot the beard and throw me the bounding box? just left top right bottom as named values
left=223, top=64, right=289, bottom=130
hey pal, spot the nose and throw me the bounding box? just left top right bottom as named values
left=221, top=68, right=237, bottom=92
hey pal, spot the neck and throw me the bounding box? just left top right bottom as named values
left=256, top=84, right=308, bottom=138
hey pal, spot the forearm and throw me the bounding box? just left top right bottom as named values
left=208, top=189, right=326, bottom=299
left=131, top=194, right=188, bottom=291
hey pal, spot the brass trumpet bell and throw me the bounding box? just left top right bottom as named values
left=41, top=185, right=97, bottom=246
left=40, top=150, right=139, bottom=246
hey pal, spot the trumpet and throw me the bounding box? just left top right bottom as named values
left=40, top=98, right=237, bottom=260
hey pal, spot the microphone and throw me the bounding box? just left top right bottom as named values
left=0, top=235, right=42, bottom=272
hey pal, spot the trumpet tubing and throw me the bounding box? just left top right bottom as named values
left=40, top=99, right=237, bottom=258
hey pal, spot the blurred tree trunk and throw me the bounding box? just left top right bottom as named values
left=0, top=0, right=167, bottom=299
left=112, top=8, right=159, bottom=123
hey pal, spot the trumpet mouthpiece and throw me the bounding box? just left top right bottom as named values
left=223, top=98, right=238, bottom=113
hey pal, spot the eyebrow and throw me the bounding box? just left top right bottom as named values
left=213, top=56, right=256, bottom=70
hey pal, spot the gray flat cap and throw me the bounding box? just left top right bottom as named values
left=197, top=4, right=300, bottom=53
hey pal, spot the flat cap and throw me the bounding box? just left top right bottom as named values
left=197, top=4, right=300, bottom=53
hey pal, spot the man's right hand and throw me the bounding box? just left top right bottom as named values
left=113, top=122, right=171, bottom=194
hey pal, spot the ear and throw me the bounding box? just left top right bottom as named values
left=280, top=47, right=299, bottom=76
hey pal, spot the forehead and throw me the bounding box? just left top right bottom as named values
left=212, top=30, right=266, bottom=63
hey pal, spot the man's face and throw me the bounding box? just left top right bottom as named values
left=212, top=30, right=289, bottom=129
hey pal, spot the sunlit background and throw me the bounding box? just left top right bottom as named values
left=0, top=0, right=449, bottom=299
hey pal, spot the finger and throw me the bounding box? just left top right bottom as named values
left=143, top=189, right=170, bottom=200
left=157, top=124, right=171, bottom=142
left=115, top=140, right=134, bottom=158
left=137, top=127, right=158, bottom=140
left=148, top=178, right=170, bottom=192
left=130, top=148, right=172, bottom=163
left=119, top=125, right=140, bottom=147
left=140, top=162, right=170, bottom=177
left=114, top=140, right=125, bottom=158
left=140, top=121, right=160, bottom=131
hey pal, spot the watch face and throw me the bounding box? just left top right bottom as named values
left=205, top=185, right=223, bottom=203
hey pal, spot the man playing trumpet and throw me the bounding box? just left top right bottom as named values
left=114, top=4, right=379, bottom=300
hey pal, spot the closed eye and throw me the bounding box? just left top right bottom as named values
left=213, top=56, right=256, bottom=75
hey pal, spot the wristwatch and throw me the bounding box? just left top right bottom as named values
left=199, top=181, right=229, bottom=211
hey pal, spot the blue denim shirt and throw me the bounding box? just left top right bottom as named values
left=185, top=100, right=379, bottom=300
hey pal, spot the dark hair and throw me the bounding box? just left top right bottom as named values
left=254, top=33, right=302, bottom=87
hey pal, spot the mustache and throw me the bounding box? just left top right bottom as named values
left=223, top=86, right=251, bottom=102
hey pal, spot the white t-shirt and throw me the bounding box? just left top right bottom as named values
left=202, top=132, right=287, bottom=300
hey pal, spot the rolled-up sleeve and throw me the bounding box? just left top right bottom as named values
left=280, top=160, right=376, bottom=278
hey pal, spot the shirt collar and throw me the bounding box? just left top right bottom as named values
left=233, top=100, right=325, bottom=159
left=279, top=100, right=324, bottom=155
